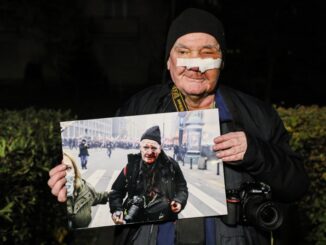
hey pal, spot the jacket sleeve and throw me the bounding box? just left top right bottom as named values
left=108, top=169, right=127, bottom=213
left=241, top=105, right=309, bottom=202
left=173, top=163, right=188, bottom=209
left=86, top=183, right=109, bottom=206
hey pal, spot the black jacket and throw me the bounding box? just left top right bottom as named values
left=78, top=143, right=89, bottom=156
left=112, top=83, right=309, bottom=245
left=109, top=151, right=188, bottom=223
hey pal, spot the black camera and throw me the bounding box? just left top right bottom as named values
left=222, top=182, right=283, bottom=231
left=124, top=195, right=144, bottom=223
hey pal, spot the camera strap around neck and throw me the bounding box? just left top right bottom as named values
left=171, top=85, right=189, bottom=112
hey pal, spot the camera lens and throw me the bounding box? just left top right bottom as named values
left=124, top=204, right=141, bottom=222
left=256, top=202, right=283, bottom=230
left=259, top=204, right=278, bottom=225
left=124, top=196, right=144, bottom=223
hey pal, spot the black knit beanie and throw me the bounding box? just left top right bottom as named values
left=165, top=8, right=226, bottom=61
left=141, top=126, right=161, bottom=145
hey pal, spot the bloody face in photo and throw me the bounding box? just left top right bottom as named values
left=140, top=139, right=161, bottom=164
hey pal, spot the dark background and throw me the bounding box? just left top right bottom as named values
left=0, top=0, right=325, bottom=119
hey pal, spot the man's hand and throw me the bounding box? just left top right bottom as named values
left=170, top=200, right=182, bottom=213
left=48, top=163, right=68, bottom=202
left=112, top=211, right=126, bottom=224
left=213, top=132, right=247, bottom=162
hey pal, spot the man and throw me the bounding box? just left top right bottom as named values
left=173, top=144, right=179, bottom=161
left=48, top=8, right=309, bottom=245
left=106, top=140, right=113, bottom=158
left=109, top=125, right=188, bottom=225
left=79, top=139, right=89, bottom=169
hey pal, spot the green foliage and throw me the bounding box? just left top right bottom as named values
left=0, top=108, right=75, bottom=244
left=277, top=105, right=326, bottom=245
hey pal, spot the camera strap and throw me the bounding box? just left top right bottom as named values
left=171, top=85, right=189, bottom=111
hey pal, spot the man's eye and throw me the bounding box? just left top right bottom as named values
left=200, top=49, right=216, bottom=55
left=177, top=49, right=189, bottom=55
left=202, top=51, right=214, bottom=54
left=151, top=147, right=157, bottom=151
left=144, top=146, right=149, bottom=149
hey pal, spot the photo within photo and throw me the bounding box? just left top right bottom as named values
left=60, top=109, right=227, bottom=229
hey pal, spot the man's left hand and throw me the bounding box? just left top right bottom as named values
left=213, top=132, right=247, bottom=162
left=170, top=201, right=181, bottom=213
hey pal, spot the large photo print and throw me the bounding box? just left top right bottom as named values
left=60, top=109, right=227, bottom=229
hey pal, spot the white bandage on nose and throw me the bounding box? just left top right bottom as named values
left=176, top=58, right=222, bottom=73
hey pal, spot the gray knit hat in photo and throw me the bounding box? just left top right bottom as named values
left=140, top=126, right=161, bottom=145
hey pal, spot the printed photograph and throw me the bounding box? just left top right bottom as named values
left=60, top=109, right=227, bottom=229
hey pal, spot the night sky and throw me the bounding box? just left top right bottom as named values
left=0, top=0, right=324, bottom=119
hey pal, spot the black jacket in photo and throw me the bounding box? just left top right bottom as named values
left=109, top=151, right=188, bottom=223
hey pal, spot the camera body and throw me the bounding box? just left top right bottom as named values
left=124, top=194, right=172, bottom=223
left=223, top=182, right=283, bottom=231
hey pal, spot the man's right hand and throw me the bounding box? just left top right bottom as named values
left=48, top=163, right=68, bottom=202
left=112, top=211, right=126, bottom=225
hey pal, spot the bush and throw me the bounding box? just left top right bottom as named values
left=0, top=108, right=75, bottom=244
left=277, top=105, right=326, bottom=245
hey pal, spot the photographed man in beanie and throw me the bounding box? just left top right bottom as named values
left=48, top=8, right=309, bottom=245
left=108, top=125, right=188, bottom=225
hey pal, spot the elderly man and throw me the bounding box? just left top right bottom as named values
left=109, top=125, right=188, bottom=225
left=48, top=8, right=309, bottom=245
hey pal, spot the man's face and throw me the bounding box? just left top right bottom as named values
left=167, top=32, right=222, bottom=98
left=140, top=139, right=161, bottom=164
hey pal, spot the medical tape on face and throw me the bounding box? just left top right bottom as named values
left=176, top=58, right=222, bottom=73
